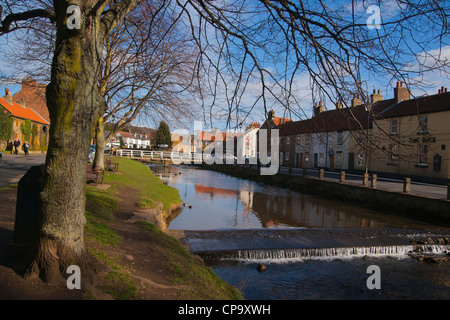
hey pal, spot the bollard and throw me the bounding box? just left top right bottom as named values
left=319, top=169, right=324, bottom=180
left=371, top=174, right=377, bottom=188
left=340, top=171, right=345, bottom=183
left=362, top=173, right=369, bottom=187
left=403, top=178, right=411, bottom=193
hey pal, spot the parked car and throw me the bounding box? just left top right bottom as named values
left=213, top=153, right=237, bottom=163
left=89, top=145, right=96, bottom=162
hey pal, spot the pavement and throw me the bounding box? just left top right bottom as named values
left=278, top=166, right=449, bottom=200
left=0, top=152, right=46, bottom=187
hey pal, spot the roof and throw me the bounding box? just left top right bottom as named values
left=197, top=130, right=243, bottom=142
left=279, top=91, right=450, bottom=136
left=375, top=92, right=450, bottom=119
left=279, top=104, right=372, bottom=136
left=272, top=117, right=292, bottom=126
left=117, top=131, right=133, bottom=138
left=0, top=96, right=49, bottom=125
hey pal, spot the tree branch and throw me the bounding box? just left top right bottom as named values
left=100, top=0, right=143, bottom=37
left=0, top=7, right=56, bottom=35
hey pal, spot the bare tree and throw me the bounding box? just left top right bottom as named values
left=1, top=0, right=145, bottom=283
left=93, top=1, right=200, bottom=170
left=177, top=0, right=448, bottom=125
left=1, top=0, right=448, bottom=284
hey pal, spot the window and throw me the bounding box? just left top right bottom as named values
left=337, top=131, right=343, bottom=145
left=388, top=144, right=398, bottom=165
left=357, top=153, right=364, bottom=167
left=336, top=151, right=343, bottom=165
left=296, top=136, right=301, bottom=145
left=305, top=136, right=310, bottom=145
left=418, top=144, right=428, bottom=164
left=286, top=137, right=290, bottom=144
left=285, top=152, right=289, bottom=161
left=304, top=152, right=310, bottom=162
left=390, top=119, right=398, bottom=135
left=419, top=116, right=428, bottom=133
left=319, top=153, right=325, bottom=165
left=357, top=132, right=365, bottom=145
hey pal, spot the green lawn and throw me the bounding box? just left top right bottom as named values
left=103, top=157, right=181, bottom=212
left=84, top=157, right=242, bottom=300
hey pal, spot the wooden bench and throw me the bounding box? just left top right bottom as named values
left=86, top=164, right=105, bottom=185
left=106, top=158, right=119, bottom=172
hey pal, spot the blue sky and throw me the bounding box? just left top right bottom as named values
left=1, top=0, right=449, bottom=132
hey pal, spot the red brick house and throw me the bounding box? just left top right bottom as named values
left=13, top=77, right=50, bottom=124
left=0, top=90, right=50, bottom=152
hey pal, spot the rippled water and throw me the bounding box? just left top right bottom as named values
left=150, top=165, right=450, bottom=300
left=211, top=256, right=450, bottom=300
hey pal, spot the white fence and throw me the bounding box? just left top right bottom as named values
left=115, top=149, right=211, bottom=163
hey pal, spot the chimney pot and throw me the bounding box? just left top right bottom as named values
left=394, top=82, right=410, bottom=102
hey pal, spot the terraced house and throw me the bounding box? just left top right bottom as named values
left=278, top=82, right=450, bottom=184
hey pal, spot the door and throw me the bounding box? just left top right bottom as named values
left=329, top=155, right=335, bottom=171
left=314, top=153, right=318, bottom=168
left=348, top=153, right=355, bottom=171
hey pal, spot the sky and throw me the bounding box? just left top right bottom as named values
left=1, top=0, right=449, bottom=133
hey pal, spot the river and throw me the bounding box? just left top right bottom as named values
left=150, top=165, right=450, bottom=300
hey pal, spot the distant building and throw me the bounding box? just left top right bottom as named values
left=0, top=89, right=49, bottom=151
left=277, top=82, right=450, bottom=184
left=243, top=122, right=260, bottom=159
left=12, top=77, right=50, bottom=124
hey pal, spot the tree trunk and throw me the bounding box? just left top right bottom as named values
left=93, top=117, right=106, bottom=171
left=13, top=2, right=106, bottom=283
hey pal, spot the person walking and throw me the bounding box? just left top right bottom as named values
left=13, top=139, right=21, bottom=155
left=24, top=141, right=29, bottom=155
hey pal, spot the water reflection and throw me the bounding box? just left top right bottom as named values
left=150, top=165, right=437, bottom=230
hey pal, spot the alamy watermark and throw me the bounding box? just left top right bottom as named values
left=65, top=4, right=382, bottom=31
left=366, top=265, right=381, bottom=290
left=66, top=265, right=81, bottom=290
left=67, top=5, right=81, bottom=30
left=366, top=5, right=382, bottom=30
left=170, top=122, right=279, bottom=176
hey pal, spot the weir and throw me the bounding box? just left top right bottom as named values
left=182, top=228, right=450, bottom=262
left=194, top=244, right=450, bottom=262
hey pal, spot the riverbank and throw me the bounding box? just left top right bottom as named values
left=0, top=157, right=242, bottom=300
left=202, top=164, right=450, bottom=227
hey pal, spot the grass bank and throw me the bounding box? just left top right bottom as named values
left=85, top=157, right=242, bottom=300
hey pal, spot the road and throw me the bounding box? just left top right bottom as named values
left=277, top=166, right=449, bottom=200
left=0, top=153, right=46, bottom=187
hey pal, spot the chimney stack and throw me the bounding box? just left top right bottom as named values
left=351, top=94, right=362, bottom=108
left=3, top=88, right=13, bottom=102
left=268, top=109, right=275, bottom=119
left=370, top=89, right=383, bottom=104
left=438, top=86, right=448, bottom=94
left=394, top=81, right=410, bottom=103
left=313, top=101, right=325, bottom=117
left=336, top=99, right=343, bottom=110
